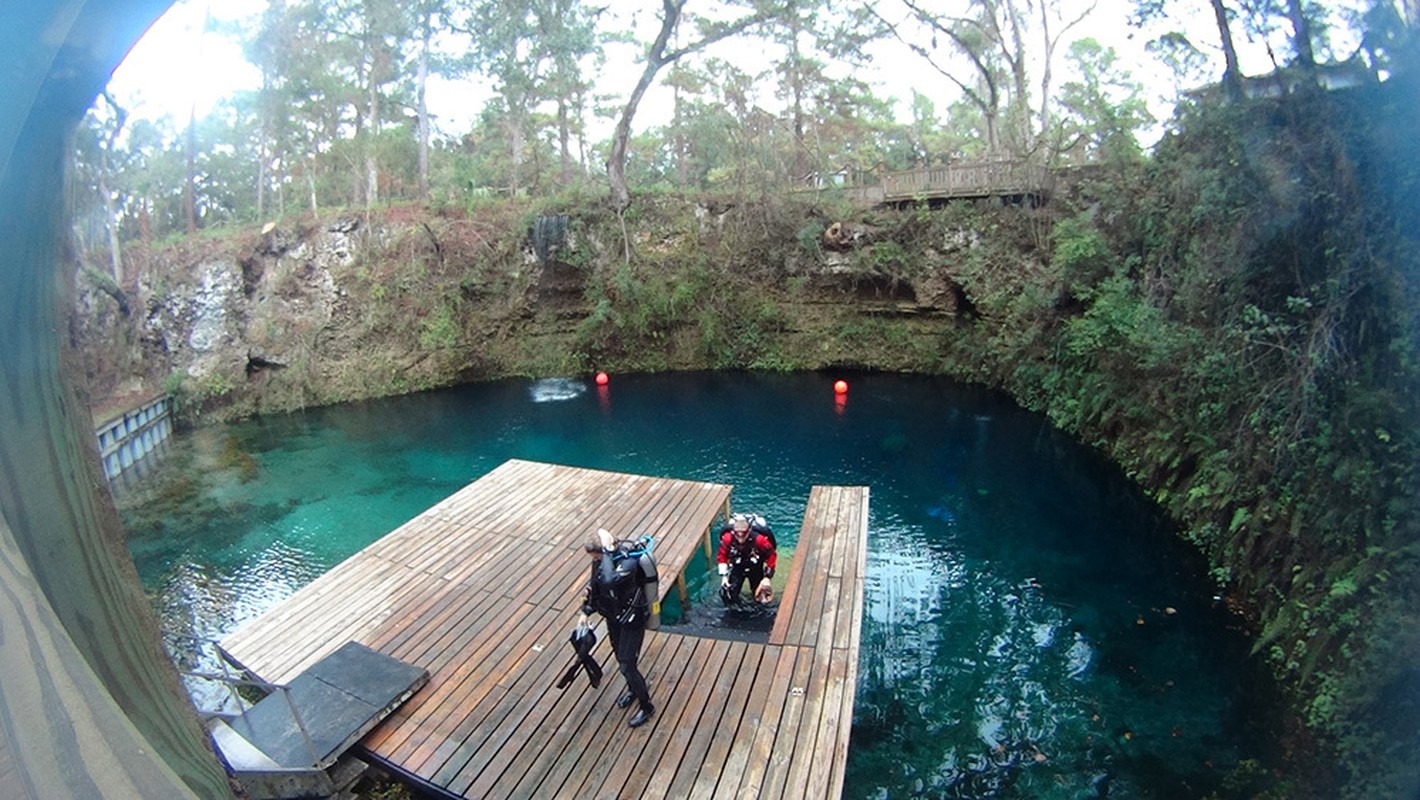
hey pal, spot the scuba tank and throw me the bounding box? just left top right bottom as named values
left=608, top=535, right=660, bottom=629
left=637, top=536, right=661, bottom=629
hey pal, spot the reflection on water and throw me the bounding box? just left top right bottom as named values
left=116, top=372, right=1279, bottom=796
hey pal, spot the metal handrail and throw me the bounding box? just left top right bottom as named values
left=170, top=634, right=323, bottom=768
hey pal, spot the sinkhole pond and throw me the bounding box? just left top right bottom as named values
left=115, top=371, right=1283, bottom=798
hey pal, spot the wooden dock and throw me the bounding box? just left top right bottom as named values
left=218, top=460, right=869, bottom=799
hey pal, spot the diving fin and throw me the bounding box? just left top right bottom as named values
left=574, top=626, right=601, bottom=688
left=553, top=625, right=601, bottom=690
left=555, top=659, right=581, bottom=689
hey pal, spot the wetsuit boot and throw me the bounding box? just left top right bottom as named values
left=628, top=703, right=654, bottom=728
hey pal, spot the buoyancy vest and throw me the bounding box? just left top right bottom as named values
left=717, top=517, right=776, bottom=578
left=588, top=543, right=657, bottom=624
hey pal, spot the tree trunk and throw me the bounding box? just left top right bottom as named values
left=984, top=108, right=1001, bottom=152
left=1001, top=0, right=1031, bottom=147
left=1286, top=0, right=1315, bottom=69
left=1039, top=7, right=1053, bottom=151
left=366, top=78, right=380, bottom=206
left=608, top=47, right=671, bottom=212
left=670, top=71, right=684, bottom=186
left=609, top=0, right=687, bottom=212
left=417, top=14, right=432, bottom=200
left=363, top=4, right=383, bottom=208
left=98, top=157, right=124, bottom=285
left=558, top=100, right=573, bottom=185
left=256, top=137, right=268, bottom=220
left=508, top=113, right=525, bottom=196
left=786, top=4, right=808, bottom=179
left=1211, top=0, right=1244, bottom=99
left=607, top=0, right=771, bottom=211
left=308, top=160, right=320, bottom=219
left=183, top=105, right=197, bottom=233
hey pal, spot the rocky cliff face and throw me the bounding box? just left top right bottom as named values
left=70, top=199, right=997, bottom=425
left=75, top=215, right=366, bottom=420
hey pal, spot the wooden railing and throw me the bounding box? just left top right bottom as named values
left=881, top=159, right=1052, bottom=200
left=798, top=158, right=1054, bottom=204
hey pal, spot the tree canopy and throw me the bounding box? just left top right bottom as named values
left=81, top=0, right=1408, bottom=246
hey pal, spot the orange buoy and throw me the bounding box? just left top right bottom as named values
left=595, top=372, right=610, bottom=386
left=834, top=379, right=848, bottom=394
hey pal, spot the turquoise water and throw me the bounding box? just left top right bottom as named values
left=116, top=371, right=1279, bottom=798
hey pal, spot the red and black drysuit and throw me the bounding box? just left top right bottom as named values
left=716, top=524, right=777, bottom=605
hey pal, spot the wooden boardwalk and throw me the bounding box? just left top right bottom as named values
left=798, top=158, right=1054, bottom=205
left=218, top=460, right=869, bottom=799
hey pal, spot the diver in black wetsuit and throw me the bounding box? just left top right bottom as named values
left=581, top=528, right=659, bottom=728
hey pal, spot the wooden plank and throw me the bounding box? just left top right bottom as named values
left=788, top=487, right=843, bottom=648
left=673, top=645, right=772, bottom=800
left=767, top=527, right=811, bottom=645
left=435, top=617, right=587, bottom=793
left=832, top=488, right=868, bottom=650
left=468, top=635, right=619, bottom=799
left=820, top=488, right=855, bottom=653
left=686, top=644, right=789, bottom=800
left=828, top=489, right=869, bottom=800
left=223, top=468, right=565, bottom=673
left=361, top=588, right=506, bottom=755
left=364, top=574, right=469, bottom=659
left=575, top=633, right=710, bottom=799
left=394, top=601, right=557, bottom=773
left=787, top=487, right=834, bottom=646
left=223, top=460, right=717, bottom=675
left=513, top=630, right=680, bottom=798
left=772, top=579, right=841, bottom=799
left=641, top=638, right=747, bottom=800
left=813, top=648, right=853, bottom=800
left=508, top=478, right=690, bottom=610
left=369, top=593, right=509, bottom=753
left=419, top=603, right=566, bottom=784
left=404, top=480, right=566, bottom=579
left=711, top=643, right=800, bottom=800
left=218, top=552, right=401, bottom=666
left=617, top=636, right=732, bottom=798
left=753, top=642, right=820, bottom=799
left=223, top=561, right=412, bottom=683
left=537, top=481, right=727, bottom=617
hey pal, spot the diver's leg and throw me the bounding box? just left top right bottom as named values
left=747, top=563, right=768, bottom=602
left=606, top=619, right=636, bottom=707
left=613, top=622, right=654, bottom=726
left=723, top=566, right=749, bottom=605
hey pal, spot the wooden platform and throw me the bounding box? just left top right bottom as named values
left=218, top=460, right=869, bottom=799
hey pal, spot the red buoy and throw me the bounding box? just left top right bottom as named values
left=834, top=380, right=848, bottom=394
left=595, top=372, right=609, bottom=386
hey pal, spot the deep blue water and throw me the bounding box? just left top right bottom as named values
left=116, top=371, right=1279, bottom=798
